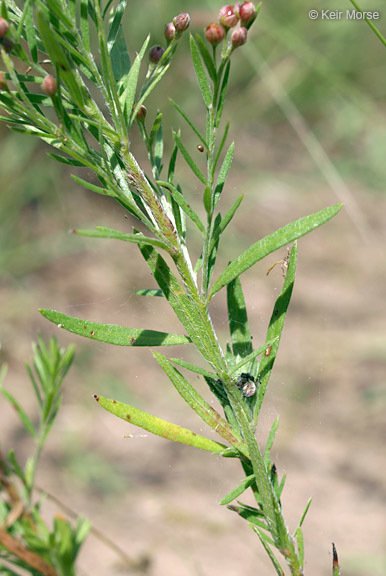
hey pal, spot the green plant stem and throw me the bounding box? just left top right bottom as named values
left=348, top=0, right=386, bottom=47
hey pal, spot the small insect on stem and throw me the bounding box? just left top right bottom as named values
left=266, top=246, right=290, bottom=278
left=236, top=373, right=259, bottom=398
left=197, top=144, right=204, bottom=152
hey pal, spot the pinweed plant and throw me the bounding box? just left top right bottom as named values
left=0, top=338, right=91, bottom=576
left=0, top=1, right=343, bottom=574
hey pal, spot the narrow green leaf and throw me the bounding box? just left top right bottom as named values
left=107, top=0, right=127, bottom=52
left=229, top=337, right=279, bottom=376
left=36, top=8, right=87, bottom=107
left=135, top=288, right=164, bottom=297
left=170, top=99, right=207, bottom=147
left=47, top=153, right=85, bottom=167
left=71, top=175, right=115, bottom=197
left=264, top=417, right=280, bottom=467
left=0, top=386, right=36, bottom=438
left=255, top=244, right=297, bottom=416
left=80, top=0, right=91, bottom=53
left=253, top=528, right=285, bottom=576
left=168, top=142, right=178, bottom=183
left=227, top=276, right=253, bottom=359
left=213, top=121, right=230, bottom=174
left=24, top=0, right=38, bottom=63
left=153, top=114, right=163, bottom=176
left=295, top=527, right=304, bottom=567
left=210, top=194, right=243, bottom=252
left=121, top=35, right=150, bottom=126
left=39, top=309, right=192, bottom=347
left=195, top=33, right=217, bottom=83
left=157, top=181, right=205, bottom=234
left=298, top=497, right=312, bottom=528
left=190, top=35, right=213, bottom=108
left=138, top=245, right=225, bottom=371
left=216, top=60, right=230, bottom=128
left=209, top=204, right=343, bottom=300
left=153, top=352, right=248, bottom=456
left=73, top=227, right=169, bottom=250
left=173, top=131, right=207, bottom=185
left=228, top=503, right=268, bottom=531
left=220, top=474, right=255, bottom=505
left=110, top=24, right=131, bottom=87
left=214, top=141, right=235, bottom=207
left=277, top=472, right=286, bottom=499
left=170, top=358, right=216, bottom=379
left=95, top=394, right=226, bottom=453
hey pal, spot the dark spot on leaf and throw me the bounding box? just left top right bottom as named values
left=94, top=395, right=100, bottom=402
left=274, top=309, right=279, bottom=316
left=113, top=400, right=117, bottom=404
left=126, top=414, right=131, bottom=421
left=90, top=330, right=95, bottom=336
left=129, top=338, right=136, bottom=345
left=83, top=325, right=87, bottom=330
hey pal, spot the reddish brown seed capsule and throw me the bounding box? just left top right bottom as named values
left=0, top=17, right=9, bottom=39
left=219, top=5, right=239, bottom=28
left=205, top=23, right=226, bottom=46
left=135, top=104, right=147, bottom=122
left=42, top=74, right=57, bottom=96
left=149, top=45, right=164, bottom=64
left=1, top=36, right=13, bottom=53
left=173, top=12, right=190, bottom=32
left=231, top=26, right=248, bottom=48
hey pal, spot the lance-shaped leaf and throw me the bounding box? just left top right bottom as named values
left=209, top=194, right=243, bottom=252
left=264, top=417, right=280, bottom=467
left=294, top=527, right=304, bottom=568
left=35, top=8, right=87, bottom=108
left=298, top=497, right=312, bottom=529
left=169, top=99, right=207, bottom=147
left=157, top=181, right=205, bottom=234
left=214, top=141, right=235, bottom=207
left=227, top=276, right=253, bottom=360
left=73, top=226, right=169, bottom=250
left=208, top=204, right=343, bottom=301
left=135, top=288, right=164, bottom=297
left=190, top=35, right=212, bottom=108
left=94, top=394, right=226, bottom=453
left=120, top=35, right=150, bottom=126
left=71, top=175, right=115, bottom=197
left=220, top=474, right=256, bottom=505
left=39, top=309, right=191, bottom=347
left=254, top=243, right=297, bottom=418
left=153, top=352, right=248, bottom=456
left=228, top=503, right=268, bottom=532
left=229, top=337, right=279, bottom=376
left=253, top=528, right=285, bottom=576
left=170, top=358, right=216, bottom=380
left=138, top=244, right=226, bottom=372
left=0, top=385, right=36, bottom=438
left=173, top=131, right=207, bottom=185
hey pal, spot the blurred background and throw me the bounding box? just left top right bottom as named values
left=1, top=0, right=386, bottom=575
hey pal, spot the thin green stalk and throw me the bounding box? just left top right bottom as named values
left=348, top=0, right=386, bottom=47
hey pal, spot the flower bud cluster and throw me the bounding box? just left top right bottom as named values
left=164, top=12, right=190, bottom=44
left=205, top=2, right=257, bottom=50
